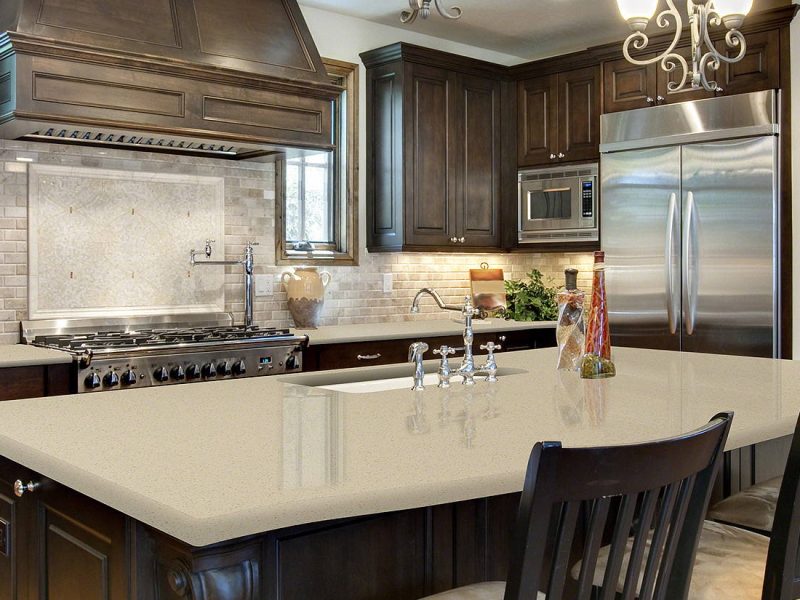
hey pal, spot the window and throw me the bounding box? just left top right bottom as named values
left=277, top=58, right=358, bottom=265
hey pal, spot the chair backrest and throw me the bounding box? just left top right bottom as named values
left=763, top=412, right=800, bottom=600
left=504, top=412, right=733, bottom=600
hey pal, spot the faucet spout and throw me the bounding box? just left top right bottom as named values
left=410, top=288, right=461, bottom=314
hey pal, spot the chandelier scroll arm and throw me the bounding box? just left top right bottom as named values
left=433, top=0, right=462, bottom=19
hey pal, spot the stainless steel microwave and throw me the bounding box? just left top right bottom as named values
left=518, top=163, right=598, bottom=244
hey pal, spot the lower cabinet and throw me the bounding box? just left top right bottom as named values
left=0, top=457, right=129, bottom=600
left=303, top=328, right=556, bottom=372
left=0, top=364, right=71, bottom=402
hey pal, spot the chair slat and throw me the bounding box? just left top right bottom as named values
left=640, top=482, right=680, bottom=599
left=546, top=501, right=581, bottom=600
left=654, top=474, right=696, bottom=600
left=576, top=496, right=612, bottom=598
left=600, top=493, right=638, bottom=600
left=621, top=489, right=659, bottom=600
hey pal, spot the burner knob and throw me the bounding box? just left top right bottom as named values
left=285, top=354, right=300, bottom=371
left=153, top=367, right=169, bottom=382
left=201, top=363, right=217, bottom=378
left=170, top=365, right=185, bottom=381
left=84, top=372, right=101, bottom=389
left=121, top=370, right=137, bottom=386
left=186, top=364, right=201, bottom=380
left=218, top=361, right=232, bottom=376
left=233, top=360, right=246, bottom=376
left=103, top=371, right=120, bottom=387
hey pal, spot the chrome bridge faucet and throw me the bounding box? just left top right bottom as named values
left=410, top=289, right=488, bottom=385
left=190, top=240, right=259, bottom=327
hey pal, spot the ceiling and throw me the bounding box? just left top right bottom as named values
left=297, top=0, right=644, bottom=61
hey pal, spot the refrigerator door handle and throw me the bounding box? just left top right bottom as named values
left=665, top=192, right=679, bottom=334
left=683, top=191, right=698, bottom=335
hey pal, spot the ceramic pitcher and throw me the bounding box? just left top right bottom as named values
left=281, top=267, right=332, bottom=329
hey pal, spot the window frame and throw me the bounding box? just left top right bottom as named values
left=276, top=58, right=359, bottom=266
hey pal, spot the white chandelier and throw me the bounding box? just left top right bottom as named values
left=401, top=0, right=463, bottom=24
left=616, top=0, right=753, bottom=92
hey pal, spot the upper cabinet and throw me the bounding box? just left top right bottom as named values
left=603, top=28, right=781, bottom=114
left=518, top=66, right=600, bottom=167
left=362, top=44, right=506, bottom=252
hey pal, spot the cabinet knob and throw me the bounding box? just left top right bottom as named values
left=458, top=237, right=465, bottom=244
left=498, top=335, right=507, bottom=342
left=715, top=87, right=724, bottom=95
left=14, top=480, right=39, bottom=497
left=656, top=95, right=665, bottom=104
left=549, top=153, right=557, bottom=160
left=557, top=152, right=565, bottom=159
left=450, top=237, right=458, bottom=243
left=646, top=96, right=655, bottom=104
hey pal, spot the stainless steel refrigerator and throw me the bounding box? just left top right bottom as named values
left=600, top=90, right=780, bottom=358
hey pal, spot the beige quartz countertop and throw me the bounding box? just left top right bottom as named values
left=0, top=344, right=72, bottom=368
left=295, top=318, right=556, bottom=345
left=0, top=347, right=796, bottom=547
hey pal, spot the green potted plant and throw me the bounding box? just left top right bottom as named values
left=502, top=269, right=558, bottom=322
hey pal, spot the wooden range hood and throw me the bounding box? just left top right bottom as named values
left=0, top=0, right=339, bottom=159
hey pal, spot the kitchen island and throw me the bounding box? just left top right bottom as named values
left=0, top=346, right=796, bottom=599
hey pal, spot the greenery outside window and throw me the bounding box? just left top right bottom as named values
left=276, top=58, right=358, bottom=265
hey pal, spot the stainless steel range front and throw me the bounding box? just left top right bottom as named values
left=22, top=314, right=307, bottom=393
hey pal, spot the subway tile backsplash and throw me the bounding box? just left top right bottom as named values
left=0, top=140, right=594, bottom=344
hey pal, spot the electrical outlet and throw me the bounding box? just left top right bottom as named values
left=383, top=273, right=393, bottom=293
left=255, top=275, right=273, bottom=297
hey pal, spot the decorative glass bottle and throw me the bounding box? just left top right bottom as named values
left=580, top=251, right=616, bottom=379
left=555, top=268, right=585, bottom=371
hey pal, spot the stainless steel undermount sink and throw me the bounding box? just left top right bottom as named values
left=279, top=362, right=528, bottom=394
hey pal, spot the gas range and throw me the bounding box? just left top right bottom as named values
left=22, top=314, right=307, bottom=393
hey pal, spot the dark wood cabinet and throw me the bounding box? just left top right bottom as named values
left=604, top=28, right=781, bottom=114
left=715, top=30, right=780, bottom=95
left=405, top=64, right=458, bottom=247
left=603, top=56, right=659, bottom=113
left=303, top=328, right=555, bottom=372
left=517, top=74, right=557, bottom=166
left=0, top=457, right=129, bottom=600
left=363, top=43, right=508, bottom=252
left=0, top=364, right=71, bottom=401
left=518, top=66, right=600, bottom=167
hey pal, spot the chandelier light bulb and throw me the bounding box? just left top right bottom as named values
left=616, top=0, right=659, bottom=31
left=713, top=0, right=753, bottom=29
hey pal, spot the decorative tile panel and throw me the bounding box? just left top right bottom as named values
left=28, top=164, right=225, bottom=319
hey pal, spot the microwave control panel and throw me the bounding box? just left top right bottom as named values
left=582, top=180, right=594, bottom=218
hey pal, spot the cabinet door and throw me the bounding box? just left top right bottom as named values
left=557, top=66, right=600, bottom=163
left=456, top=74, right=501, bottom=247
left=27, top=480, right=129, bottom=600
left=603, top=57, right=658, bottom=113
left=656, top=46, right=716, bottom=104
left=517, top=74, right=557, bottom=167
left=0, top=459, right=33, bottom=600
left=405, top=64, right=457, bottom=246
left=715, top=30, right=779, bottom=96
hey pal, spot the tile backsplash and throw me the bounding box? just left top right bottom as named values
left=0, top=139, right=594, bottom=344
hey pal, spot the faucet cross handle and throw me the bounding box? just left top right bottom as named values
left=433, top=345, right=456, bottom=388
left=480, top=342, right=501, bottom=353
left=479, top=342, right=501, bottom=383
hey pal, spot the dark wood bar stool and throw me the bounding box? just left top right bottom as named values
left=587, top=412, right=800, bottom=600
left=418, top=413, right=733, bottom=600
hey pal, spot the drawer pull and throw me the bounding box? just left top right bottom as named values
left=357, top=353, right=382, bottom=361
left=14, top=480, right=39, bottom=497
